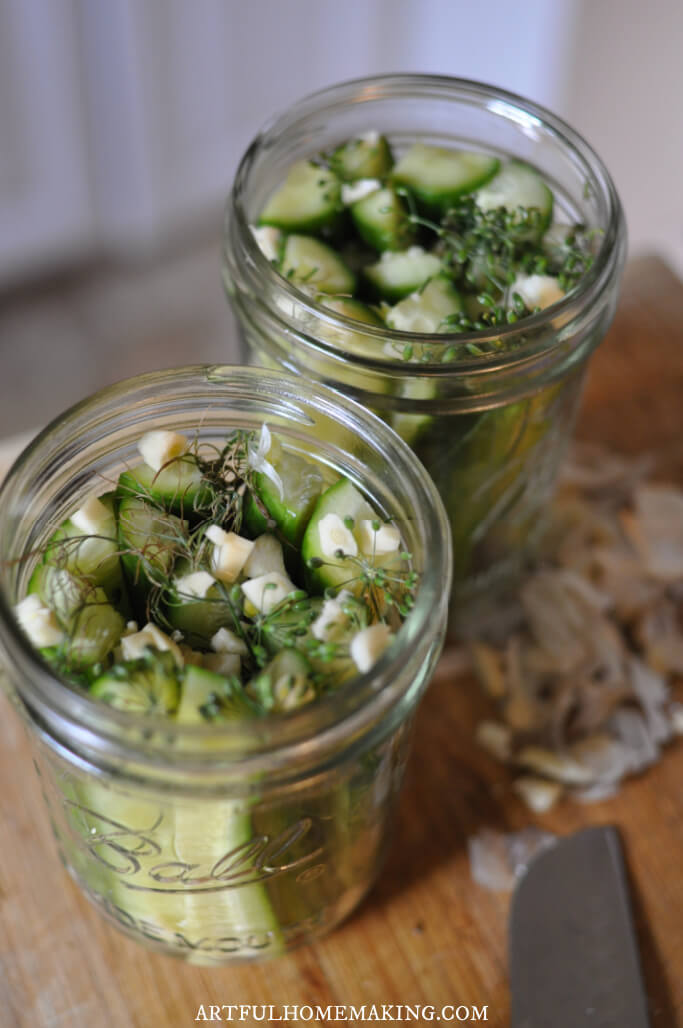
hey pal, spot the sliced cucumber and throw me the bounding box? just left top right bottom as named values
left=391, top=144, right=499, bottom=212
left=90, top=650, right=180, bottom=714
left=164, top=575, right=241, bottom=649
left=475, top=160, right=554, bottom=232
left=117, top=456, right=211, bottom=518
left=40, top=494, right=126, bottom=607
left=314, top=295, right=394, bottom=371
left=259, top=160, right=342, bottom=235
left=390, top=377, right=437, bottom=446
left=363, top=246, right=442, bottom=302
left=350, top=186, right=413, bottom=252
left=301, top=479, right=376, bottom=594
left=171, top=797, right=284, bottom=960
left=384, top=274, right=464, bottom=333
left=244, top=448, right=324, bottom=548
left=261, top=594, right=322, bottom=657
left=280, top=235, right=356, bottom=295
left=246, top=648, right=314, bottom=713
left=176, top=665, right=258, bottom=723
left=117, top=498, right=187, bottom=604
left=317, top=295, right=384, bottom=327
left=30, top=566, right=125, bottom=668
left=329, top=133, right=393, bottom=182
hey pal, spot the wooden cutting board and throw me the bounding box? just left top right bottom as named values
left=0, top=257, right=681, bottom=1027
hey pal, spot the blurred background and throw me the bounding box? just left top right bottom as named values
left=1, top=0, right=681, bottom=440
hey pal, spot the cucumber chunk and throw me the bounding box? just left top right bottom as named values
left=329, top=133, right=394, bottom=182
left=384, top=274, right=464, bottom=333
left=259, top=160, right=342, bottom=234
left=244, top=448, right=324, bottom=548
left=40, top=493, right=126, bottom=606
left=117, top=456, right=211, bottom=518
left=117, top=497, right=187, bottom=604
left=391, top=144, right=500, bottom=212
left=363, top=246, right=442, bottom=302
left=261, top=594, right=322, bottom=657
left=317, top=295, right=384, bottom=327
left=301, top=479, right=377, bottom=594
left=475, top=160, right=553, bottom=233
left=164, top=576, right=241, bottom=649
left=90, top=649, right=180, bottom=714
left=390, top=377, right=438, bottom=446
left=246, top=648, right=314, bottom=712
left=350, top=186, right=413, bottom=252
left=30, top=566, right=125, bottom=668
left=280, top=235, right=356, bottom=295
left=176, top=665, right=259, bottom=723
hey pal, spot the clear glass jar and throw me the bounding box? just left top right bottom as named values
left=222, top=74, right=627, bottom=632
left=0, top=365, right=450, bottom=964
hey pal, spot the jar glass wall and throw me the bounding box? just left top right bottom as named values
left=0, top=366, right=451, bottom=963
left=223, top=75, right=627, bottom=631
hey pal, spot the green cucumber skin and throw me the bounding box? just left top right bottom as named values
left=117, top=498, right=186, bottom=615
left=391, top=145, right=500, bottom=213
left=475, top=159, right=554, bottom=237
left=37, top=493, right=128, bottom=610
left=164, top=584, right=240, bottom=649
left=350, top=187, right=413, bottom=252
left=301, top=478, right=375, bottom=594
left=117, top=458, right=214, bottom=520
left=280, top=235, right=356, bottom=295
left=251, top=459, right=324, bottom=549
left=329, top=135, right=394, bottom=182
left=362, top=251, right=443, bottom=303
left=259, top=161, right=344, bottom=237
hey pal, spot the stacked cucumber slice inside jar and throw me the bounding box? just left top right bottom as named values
left=13, top=420, right=420, bottom=960
left=242, top=133, right=599, bottom=613
left=254, top=134, right=591, bottom=344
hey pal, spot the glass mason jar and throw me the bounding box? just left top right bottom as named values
left=222, top=74, right=627, bottom=633
left=0, top=365, right=450, bottom=964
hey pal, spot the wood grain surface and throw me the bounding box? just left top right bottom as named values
left=0, top=257, right=681, bottom=1028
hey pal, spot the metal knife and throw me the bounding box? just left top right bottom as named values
left=509, top=826, right=651, bottom=1027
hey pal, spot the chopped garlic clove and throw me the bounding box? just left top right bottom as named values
left=243, top=534, right=287, bottom=578
left=71, top=494, right=111, bottom=536
left=138, top=430, right=188, bottom=472
left=350, top=623, right=393, bottom=673
left=475, top=720, right=512, bottom=762
left=250, top=225, right=282, bottom=262
left=203, top=652, right=241, bottom=677
left=318, top=513, right=358, bottom=558
left=120, top=622, right=183, bottom=666
left=357, top=519, right=401, bottom=555
left=273, top=673, right=315, bottom=711
left=341, top=178, right=381, bottom=205
left=211, top=626, right=248, bottom=656
left=173, top=570, right=215, bottom=599
left=241, top=572, right=295, bottom=615
left=469, top=641, right=507, bottom=698
left=511, top=273, right=564, bottom=311
left=311, top=597, right=347, bottom=642
left=517, top=745, right=594, bottom=785
left=205, top=525, right=255, bottom=583
left=513, top=776, right=563, bottom=813
left=15, top=595, right=64, bottom=648
left=669, top=703, right=683, bottom=735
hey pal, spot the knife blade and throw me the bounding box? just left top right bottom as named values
left=509, top=825, right=651, bottom=1027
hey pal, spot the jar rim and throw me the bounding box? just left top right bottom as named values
left=0, top=365, right=451, bottom=775
left=228, top=73, right=626, bottom=371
